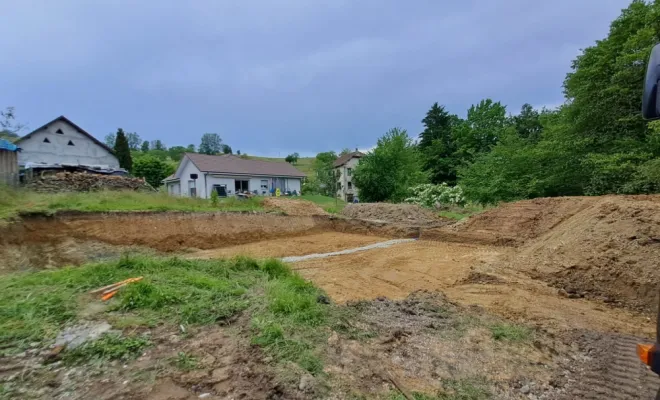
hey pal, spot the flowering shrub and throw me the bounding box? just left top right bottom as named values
left=405, top=183, right=466, bottom=208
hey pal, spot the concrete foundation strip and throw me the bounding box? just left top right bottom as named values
left=281, top=238, right=416, bottom=263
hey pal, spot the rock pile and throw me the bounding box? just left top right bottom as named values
left=25, top=172, right=154, bottom=193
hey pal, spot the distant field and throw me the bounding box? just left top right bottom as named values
left=246, top=156, right=315, bottom=176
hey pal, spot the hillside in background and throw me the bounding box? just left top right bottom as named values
left=245, top=156, right=316, bottom=177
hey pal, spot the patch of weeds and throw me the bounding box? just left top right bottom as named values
left=439, top=378, right=491, bottom=400
left=489, top=323, right=532, bottom=342
left=331, top=307, right=377, bottom=341
left=173, top=351, right=198, bottom=371
left=63, top=333, right=151, bottom=364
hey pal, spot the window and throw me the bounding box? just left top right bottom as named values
left=260, top=180, right=268, bottom=190
left=347, top=168, right=352, bottom=176
left=235, top=180, right=249, bottom=193
left=67, top=140, right=75, bottom=146
left=43, top=138, right=50, bottom=143
left=188, top=180, right=197, bottom=197
left=56, top=129, right=64, bottom=134
left=348, top=182, right=352, bottom=190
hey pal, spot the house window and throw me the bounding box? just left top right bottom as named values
left=43, top=138, right=50, bottom=143
left=235, top=180, right=249, bottom=193
left=56, top=129, right=64, bottom=134
left=260, top=180, right=268, bottom=190
left=188, top=180, right=197, bottom=197
left=67, top=140, right=75, bottom=146
left=347, top=168, right=352, bottom=176
left=348, top=182, right=352, bottom=190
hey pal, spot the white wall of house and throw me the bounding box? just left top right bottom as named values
left=178, top=159, right=206, bottom=198
left=17, top=120, right=119, bottom=168
left=335, top=157, right=360, bottom=201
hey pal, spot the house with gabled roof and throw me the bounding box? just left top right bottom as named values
left=333, top=151, right=363, bottom=202
left=15, top=116, right=119, bottom=169
left=163, top=153, right=306, bottom=198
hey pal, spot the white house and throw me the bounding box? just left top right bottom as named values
left=164, top=153, right=306, bottom=198
left=15, top=116, right=119, bottom=169
left=333, top=151, right=363, bottom=202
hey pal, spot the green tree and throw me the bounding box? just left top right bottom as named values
left=313, top=151, right=338, bottom=196
left=113, top=129, right=133, bottom=172
left=105, top=133, right=116, bottom=148
left=151, top=140, right=166, bottom=151
left=339, top=148, right=352, bottom=156
left=141, top=140, right=150, bottom=152
left=199, top=133, right=222, bottom=155
left=418, top=103, right=460, bottom=184
left=285, top=152, right=299, bottom=164
left=236, top=150, right=241, bottom=155
left=221, top=144, right=232, bottom=154
left=167, top=146, right=188, bottom=162
left=0, top=107, right=25, bottom=140
left=133, top=156, right=173, bottom=188
left=352, top=128, right=427, bottom=202
left=186, top=144, right=196, bottom=153
left=125, top=132, right=142, bottom=151
left=511, top=103, right=543, bottom=142
left=453, top=99, right=508, bottom=163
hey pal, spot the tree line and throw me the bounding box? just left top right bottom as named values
left=351, top=0, right=660, bottom=204
left=107, top=131, right=246, bottom=187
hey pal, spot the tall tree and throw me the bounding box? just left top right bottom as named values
left=133, top=156, right=172, bottom=188
left=125, top=132, right=142, bottom=151
left=151, top=140, right=166, bottom=151
left=352, top=128, right=427, bottom=202
left=285, top=152, right=299, bottom=164
left=453, top=99, right=508, bottom=162
left=199, top=133, right=222, bottom=155
left=114, top=128, right=133, bottom=172
left=511, top=103, right=543, bottom=142
left=221, top=144, right=232, bottom=154
left=105, top=133, right=116, bottom=148
left=0, top=107, right=25, bottom=139
left=419, top=103, right=460, bottom=184
left=313, top=151, right=338, bottom=196
left=167, top=146, right=188, bottom=162
left=186, top=144, right=196, bottom=153
left=141, top=140, right=150, bottom=152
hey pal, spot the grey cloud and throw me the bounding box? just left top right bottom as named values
left=0, top=0, right=630, bottom=156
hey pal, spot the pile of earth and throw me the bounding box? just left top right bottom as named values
left=341, top=203, right=451, bottom=226
left=262, top=197, right=327, bottom=216
left=447, top=195, right=660, bottom=313
left=509, top=195, right=660, bottom=313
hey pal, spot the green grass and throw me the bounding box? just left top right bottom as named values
left=63, top=333, right=152, bottom=364
left=0, top=186, right=264, bottom=222
left=489, top=323, right=533, bottom=342
left=173, top=351, right=199, bottom=371
left=300, top=194, right=346, bottom=213
left=385, top=378, right=490, bottom=400
left=0, top=255, right=332, bottom=375
left=246, top=156, right=316, bottom=177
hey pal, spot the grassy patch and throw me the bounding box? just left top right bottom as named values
left=385, top=378, right=490, bottom=400
left=489, top=323, right=532, bottom=342
left=0, top=186, right=264, bottom=222
left=300, top=194, right=346, bottom=213
left=173, top=351, right=199, bottom=371
left=0, top=255, right=334, bottom=375
left=63, top=333, right=151, bottom=364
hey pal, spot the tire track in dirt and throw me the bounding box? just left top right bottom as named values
left=555, top=333, right=659, bottom=400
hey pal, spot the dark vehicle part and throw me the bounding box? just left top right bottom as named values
left=643, top=44, right=660, bottom=120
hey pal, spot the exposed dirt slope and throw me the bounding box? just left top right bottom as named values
left=511, top=195, right=660, bottom=313
left=341, top=203, right=452, bottom=226
left=263, top=198, right=327, bottom=216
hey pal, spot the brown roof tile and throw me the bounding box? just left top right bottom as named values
left=333, top=151, right=364, bottom=167
left=185, top=153, right=306, bottom=177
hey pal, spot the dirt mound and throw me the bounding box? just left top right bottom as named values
left=341, top=203, right=451, bottom=226
left=263, top=197, right=327, bottom=216
left=25, top=171, right=153, bottom=192
left=511, top=195, right=660, bottom=313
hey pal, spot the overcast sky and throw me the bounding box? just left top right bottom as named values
left=1, top=0, right=630, bottom=157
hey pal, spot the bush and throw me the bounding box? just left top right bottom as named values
left=405, top=183, right=466, bottom=208
left=210, top=189, right=219, bottom=206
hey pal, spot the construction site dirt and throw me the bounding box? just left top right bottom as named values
left=1, top=195, right=660, bottom=399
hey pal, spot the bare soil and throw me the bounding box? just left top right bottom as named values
left=341, top=203, right=453, bottom=226
left=187, top=232, right=390, bottom=260
left=263, top=198, right=327, bottom=216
